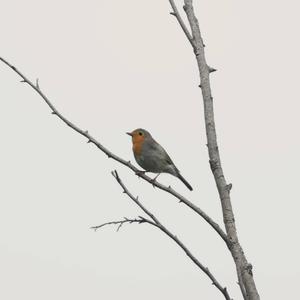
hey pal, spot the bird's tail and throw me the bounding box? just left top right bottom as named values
left=177, top=173, right=193, bottom=191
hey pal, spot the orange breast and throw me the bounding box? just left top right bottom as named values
left=132, top=135, right=145, bottom=156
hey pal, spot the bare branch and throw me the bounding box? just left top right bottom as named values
left=168, top=0, right=260, bottom=299
left=237, top=269, right=249, bottom=300
left=0, top=56, right=229, bottom=246
left=91, top=217, right=152, bottom=232
left=111, top=170, right=161, bottom=225
left=104, top=170, right=232, bottom=300
left=168, top=0, right=194, bottom=47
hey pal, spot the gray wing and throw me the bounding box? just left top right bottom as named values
left=147, top=139, right=171, bottom=162
left=146, top=139, right=179, bottom=175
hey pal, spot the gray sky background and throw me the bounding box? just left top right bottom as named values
left=1, top=1, right=299, bottom=299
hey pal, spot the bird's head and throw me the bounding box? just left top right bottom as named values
left=126, top=128, right=152, bottom=144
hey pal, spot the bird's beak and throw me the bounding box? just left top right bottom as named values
left=126, top=132, right=133, bottom=137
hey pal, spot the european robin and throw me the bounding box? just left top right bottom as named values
left=127, top=128, right=193, bottom=191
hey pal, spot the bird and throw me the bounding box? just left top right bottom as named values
left=127, top=128, right=193, bottom=191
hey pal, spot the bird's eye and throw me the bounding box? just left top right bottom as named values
left=138, top=131, right=143, bottom=136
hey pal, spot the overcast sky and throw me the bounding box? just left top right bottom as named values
left=1, top=1, right=299, bottom=299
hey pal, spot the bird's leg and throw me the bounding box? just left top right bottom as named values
left=150, top=173, right=161, bottom=187
left=153, top=173, right=161, bottom=181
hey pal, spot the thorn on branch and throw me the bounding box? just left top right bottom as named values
left=198, top=84, right=202, bottom=88
left=36, top=78, right=40, bottom=89
left=51, top=111, right=57, bottom=115
left=226, top=183, right=233, bottom=192
left=170, top=11, right=176, bottom=16
left=208, top=66, right=217, bottom=73
left=116, top=223, right=123, bottom=231
left=20, top=79, right=26, bottom=83
left=84, top=130, right=89, bottom=135
left=87, top=139, right=92, bottom=143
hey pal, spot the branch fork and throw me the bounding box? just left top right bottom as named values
left=0, top=1, right=260, bottom=298
left=92, top=170, right=232, bottom=300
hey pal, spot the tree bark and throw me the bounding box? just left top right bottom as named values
left=181, top=1, right=260, bottom=299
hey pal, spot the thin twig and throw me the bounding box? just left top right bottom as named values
left=91, top=217, right=150, bottom=232
left=169, top=0, right=194, bottom=47
left=95, top=170, right=232, bottom=300
left=0, top=56, right=229, bottom=246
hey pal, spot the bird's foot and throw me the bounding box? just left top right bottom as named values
left=150, top=174, right=161, bottom=188
left=150, top=178, right=156, bottom=188
left=135, top=170, right=146, bottom=177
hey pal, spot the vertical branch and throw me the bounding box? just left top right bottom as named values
left=169, top=1, right=260, bottom=299
left=183, top=1, right=260, bottom=299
